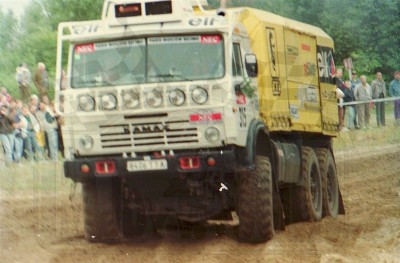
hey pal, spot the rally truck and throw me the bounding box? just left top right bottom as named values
left=55, top=0, right=344, bottom=243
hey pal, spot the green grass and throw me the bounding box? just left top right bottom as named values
left=334, top=102, right=400, bottom=151
left=0, top=161, right=74, bottom=196
left=334, top=125, right=400, bottom=151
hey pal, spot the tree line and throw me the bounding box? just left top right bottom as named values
left=0, top=0, right=399, bottom=98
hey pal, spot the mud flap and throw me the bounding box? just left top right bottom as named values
left=273, top=188, right=285, bottom=231
left=338, top=189, right=345, bottom=215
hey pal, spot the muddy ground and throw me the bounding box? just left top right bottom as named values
left=0, top=142, right=399, bottom=263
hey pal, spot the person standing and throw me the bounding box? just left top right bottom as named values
left=354, top=75, right=372, bottom=129
left=9, top=105, right=27, bottom=163
left=16, top=63, right=32, bottom=103
left=21, top=105, right=43, bottom=161
left=389, top=71, right=400, bottom=125
left=0, top=106, right=15, bottom=163
left=34, top=62, right=50, bottom=101
left=336, top=69, right=347, bottom=130
left=36, top=102, right=58, bottom=161
left=350, top=71, right=360, bottom=128
left=371, top=72, right=386, bottom=127
left=343, top=80, right=356, bottom=130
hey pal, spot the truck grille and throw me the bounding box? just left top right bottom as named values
left=99, top=114, right=198, bottom=150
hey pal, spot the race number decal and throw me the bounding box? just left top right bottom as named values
left=266, top=28, right=280, bottom=78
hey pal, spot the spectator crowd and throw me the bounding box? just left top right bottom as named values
left=0, top=62, right=63, bottom=164
left=336, top=69, right=400, bottom=131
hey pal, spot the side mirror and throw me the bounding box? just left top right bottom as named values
left=245, top=54, right=258, bottom=78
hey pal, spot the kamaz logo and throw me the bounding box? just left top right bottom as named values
left=132, top=124, right=166, bottom=134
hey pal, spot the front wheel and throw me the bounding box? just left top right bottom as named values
left=237, top=156, right=274, bottom=243
left=82, top=178, right=123, bottom=243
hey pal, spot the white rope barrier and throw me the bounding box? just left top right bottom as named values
left=339, top=96, right=400, bottom=107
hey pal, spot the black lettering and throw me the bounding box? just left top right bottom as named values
left=209, top=18, right=216, bottom=26
left=189, top=18, right=201, bottom=26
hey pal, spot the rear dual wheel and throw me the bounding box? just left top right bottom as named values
left=316, top=148, right=339, bottom=218
left=294, top=147, right=323, bottom=222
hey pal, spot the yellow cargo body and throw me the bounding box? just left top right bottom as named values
left=237, top=8, right=338, bottom=136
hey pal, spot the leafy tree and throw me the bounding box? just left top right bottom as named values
left=0, top=10, right=18, bottom=51
left=0, top=9, right=20, bottom=96
left=42, top=0, right=103, bottom=31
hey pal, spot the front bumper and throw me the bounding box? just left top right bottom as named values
left=64, top=148, right=236, bottom=183
left=65, top=148, right=239, bottom=221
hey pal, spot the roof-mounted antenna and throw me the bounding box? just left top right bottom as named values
left=217, top=0, right=227, bottom=16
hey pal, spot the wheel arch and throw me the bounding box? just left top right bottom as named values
left=237, top=119, right=273, bottom=166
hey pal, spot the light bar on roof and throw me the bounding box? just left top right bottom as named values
left=145, top=1, right=172, bottom=15
left=115, top=3, right=142, bottom=17
left=103, top=0, right=194, bottom=26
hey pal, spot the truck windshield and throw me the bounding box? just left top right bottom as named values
left=71, top=35, right=224, bottom=88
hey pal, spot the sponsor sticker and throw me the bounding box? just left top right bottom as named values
left=74, top=39, right=144, bottom=54
left=200, top=35, right=221, bottom=44
left=74, top=43, right=94, bottom=54
left=190, top=112, right=222, bottom=124
left=290, top=104, right=299, bottom=120
left=95, top=39, right=145, bottom=50
left=148, top=36, right=200, bottom=44
left=302, top=44, right=311, bottom=51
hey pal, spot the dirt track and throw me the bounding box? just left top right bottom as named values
left=1, top=144, right=399, bottom=263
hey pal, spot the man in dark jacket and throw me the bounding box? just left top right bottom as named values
left=0, top=106, right=15, bottom=163
left=343, top=80, right=356, bottom=130
left=34, top=62, right=49, bottom=101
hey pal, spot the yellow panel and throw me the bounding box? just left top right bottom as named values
left=284, top=29, right=319, bottom=86
left=237, top=8, right=338, bottom=135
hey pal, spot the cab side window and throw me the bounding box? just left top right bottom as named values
left=232, top=43, right=244, bottom=77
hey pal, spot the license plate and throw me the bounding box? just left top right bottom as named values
left=127, top=159, right=168, bottom=172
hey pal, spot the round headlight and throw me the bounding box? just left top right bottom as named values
left=122, top=91, right=140, bottom=109
left=205, top=127, right=220, bottom=143
left=146, top=90, right=163, bottom=108
left=169, top=89, right=186, bottom=106
left=192, top=87, right=208, bottom=105
left=79, top=95, right=95, bottom=112
left=79, top=135, right=94, bottom=150
left=101, top=93, right=117, bottom=110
